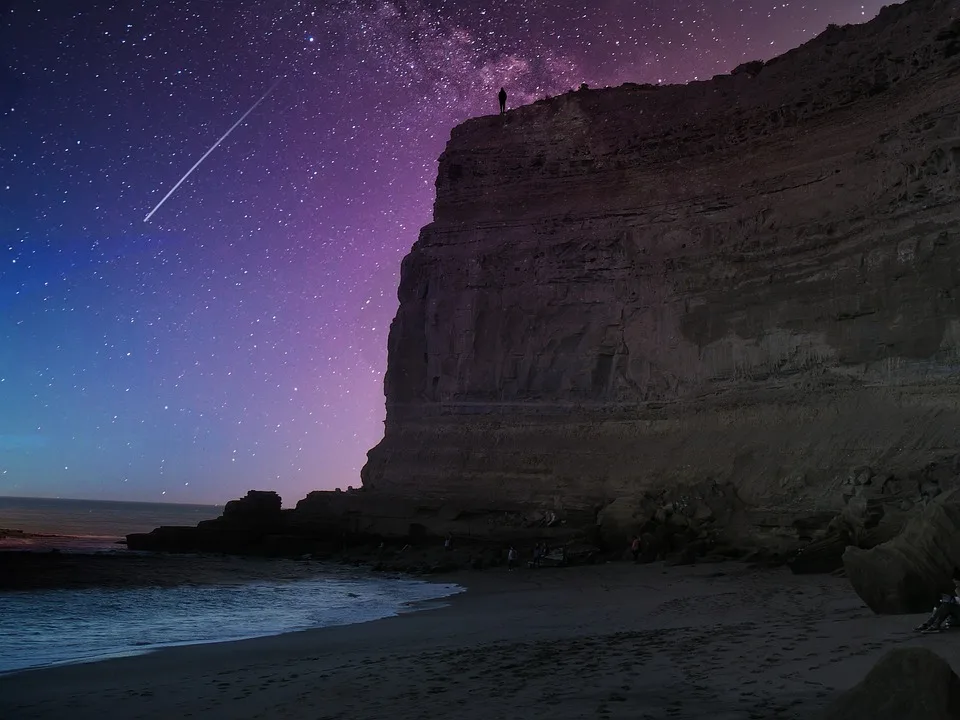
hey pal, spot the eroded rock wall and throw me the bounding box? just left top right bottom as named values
left=363, top=0, right=960, bottom=546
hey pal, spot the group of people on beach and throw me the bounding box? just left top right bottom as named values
left=504, top=543, right=567, bottom=570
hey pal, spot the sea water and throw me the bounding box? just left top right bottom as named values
left=0, top=497, right=464, bottom=673
left=0, top=496, right=222, bottom=551
left=0, top=574, right=463, bottom=674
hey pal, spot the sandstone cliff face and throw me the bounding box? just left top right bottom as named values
left=363, top=0, right=960, bottom=546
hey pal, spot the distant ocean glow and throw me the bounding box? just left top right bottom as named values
left=0, top=496, right=220, bottom=549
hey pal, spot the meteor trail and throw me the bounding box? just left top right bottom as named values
left=143, top=80, right=280, bottom=222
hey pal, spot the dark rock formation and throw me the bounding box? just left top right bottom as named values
left=222, top=490, right=282, bottom=523
left=126, top=490, right=289, bottom=554
left=126, top=489, right=595, bottom=568
left=786, top=462, right=936, bottom=574
left=360, top=0, right=960, bottom=555
left=821, top=647, right=960, bottom=720
left=844, top=488, right=960, bottom=613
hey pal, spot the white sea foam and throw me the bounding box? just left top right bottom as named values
left=0, top=574, right=463, bottom=674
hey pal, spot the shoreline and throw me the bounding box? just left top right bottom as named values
left=0, top=536, right=583, bottom=591
left=1, top=562, right=953, bottom=720
left=0, top=582, right=466, bottom=678
left=0, top=548, right=393, bottom=591
left=0, top=556, right=466, bottom=678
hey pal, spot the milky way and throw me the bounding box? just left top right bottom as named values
left=0, top=0, right=885, bottom=503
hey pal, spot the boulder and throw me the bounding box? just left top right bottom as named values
left=844, top=489, right=960, bottom=613
left=126, top=490, right=288, bottom=554
left=126, top=526, right=203, bottom=552
left=222, top=490, right=283, bottom=524
left=788, top=514, right=905, bottom=575
left=821, top=647, right=960, bottom=720
left=787, top=534, right=850, bottom=574
left=596, top=496, right=652, bottom=545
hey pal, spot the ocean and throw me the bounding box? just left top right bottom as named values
left=0, top=495, right=222, bottom=551
left=0, top=497, right=464, bottom=674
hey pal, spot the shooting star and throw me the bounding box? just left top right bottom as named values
left=144, top=80, right=280, bottom=223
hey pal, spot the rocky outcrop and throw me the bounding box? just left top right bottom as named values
left=787, top=459, right=954, bottom=573
left=844, top=488, right=960, bottom=613
left=221, top=490, right=282, bottom=524
left=821, top=647, right=960, bottom=720
left=362, top=0, right=960, bottom=552
left=126, top=490, right=289, bottom=554
left=125, top=489, right=592, bottom=564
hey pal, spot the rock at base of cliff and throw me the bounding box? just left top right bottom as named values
left=787, top=534, right=851, bottom=574
left=595, top=482, right=744, bottom=563
left=222, top=490, right=283, bottom=523
left=126, top=490, right=289, bottom=554
left=821, top=648, right=960, bottom=720
left=843, top=489, right=960, bottom=613
left=788, top=517, right=905, bottom=575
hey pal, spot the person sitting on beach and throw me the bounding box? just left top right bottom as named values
left=916, top=576, right=960, bottom=632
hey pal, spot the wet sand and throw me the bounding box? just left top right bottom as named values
left=0, top=562, right=945, bottom=719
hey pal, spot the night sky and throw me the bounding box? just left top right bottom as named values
left=1, top=0, right=885, bottom=504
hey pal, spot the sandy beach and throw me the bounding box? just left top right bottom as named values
left=0, top=561, right=950, bottom=720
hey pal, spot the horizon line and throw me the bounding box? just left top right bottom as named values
left=0, top=494, right=224, bottom=507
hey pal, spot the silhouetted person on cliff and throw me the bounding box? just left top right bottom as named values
left=498, top=87, right=507, bottom=115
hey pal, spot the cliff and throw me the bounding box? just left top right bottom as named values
left=362, top=0, right=960, bottom=551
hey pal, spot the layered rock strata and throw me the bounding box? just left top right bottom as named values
left=363, top=0, right=960, bottom=550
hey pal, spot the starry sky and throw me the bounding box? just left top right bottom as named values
left=0, top=0, right=885, bottom=505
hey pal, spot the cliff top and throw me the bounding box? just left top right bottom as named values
left=430, top=0, right=959, bottom=224
left=447, top=0, right=958, bottom=149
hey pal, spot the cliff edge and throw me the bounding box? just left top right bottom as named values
left=362, top=0, right=960, bottom=551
